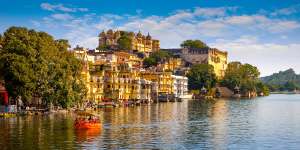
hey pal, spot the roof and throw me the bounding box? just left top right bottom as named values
left=161, top=48, right=182, bottom=54
left=161, top=47, right=227, bottom=55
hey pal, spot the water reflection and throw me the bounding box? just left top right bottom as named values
left=75, top=129, right=101, bottom=143
left=1, top=95, right=300, bottom=149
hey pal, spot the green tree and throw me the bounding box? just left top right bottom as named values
left=180, top=40, right=208, bottom=49
left=220, top=62, right=242, bottom=90
left=143, top=50, right=173, bottom=68
left=0, top=34, right=4, bottom=79
left=117, top=35, right=132, bottom=50
left=0, top=34, right=3, bottom=46
left=256, top=82, right=270, bottom=96
left=187, top=64, right=217, bottom=91
left=0, top=27, right=86, bottom=108
left=284, top=81, right=298, bottom=91
left=221, top=61, right=265, bottom=94
left=143, top=57, right=156, bottom=68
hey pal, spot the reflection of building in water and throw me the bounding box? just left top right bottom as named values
left=0, top=115, right=77, bottom=149
left=99, top=102, right=189, bottom=148
left=210, top=100, right=229, bottom=149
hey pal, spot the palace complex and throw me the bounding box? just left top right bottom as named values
left=73, top=30, right=229, bottom=104
left=98, top=29, right=160, bottom=54
left=74, top=47, right=188, bottom=103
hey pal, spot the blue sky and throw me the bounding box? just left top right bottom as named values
left=1, top=0, right=300, bottom=76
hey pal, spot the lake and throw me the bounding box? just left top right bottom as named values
left=1, top=94, right=300, bottom=149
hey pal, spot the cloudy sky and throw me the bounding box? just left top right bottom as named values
left=1, top=0, right=300, bottom=76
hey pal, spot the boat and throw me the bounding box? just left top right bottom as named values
left=98, top=101, right=118, bottom=108
left=0, top=113, right=16, bottom=118
left=98, top=98, right=118, bottom=108
left=179, top=94, right=193, bottom=99
left=74, top=119, right=101, bottom=129
left=158, top=93, right=176, bottom=102
left=74, top=111, right=102, bottom=130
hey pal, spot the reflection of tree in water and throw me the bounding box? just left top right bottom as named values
left=0, top=114, right=80, bottom=149
left=187, top=100, right=216, bottom=118
left=182, top=100, right=217, bottom=148
left=185, top=99, right=258, bottom=149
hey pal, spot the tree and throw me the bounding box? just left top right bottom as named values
left=256, top=82, right=270, bottom=96
left=0, top=34, right=3, bottom=47
left=220, top=62, right=243, bottom=90
left=0, top=27, right=86, bottom=108
left=0, top=34, right=4, bottom=79
left=284, top=81, right=298, bottom=91
left=221, top=61, right=265, bottom=94
left=143, top=50, right=173, bottom=68
left=180, top=40, right=208, bottom=49
left=143, top=57, right=156, bottom=68
left=117, top=35, right=132, bottom=50
left=187, top=64, right=217, bottom=91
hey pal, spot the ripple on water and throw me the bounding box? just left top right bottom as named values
left=1, top=95, right=300, bottom=149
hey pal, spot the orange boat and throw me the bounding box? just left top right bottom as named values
left=74, top=120, right=102, bottom=129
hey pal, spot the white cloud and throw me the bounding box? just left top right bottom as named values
left=78, top=8, right=89, bottom=12
left=224, top=15, right=265, bottom=25
left=40, top=3, right=88, bottom=12
left=266, top=21, right=300, bottom=33
left=36, top=6, right=300, bottom=49
left=194, top=7, right=237, bottom=18
left=271, top=4, right=300, bottom=16
left=51, top=13, right=73, bottom=21
left=30, top=20, right=41, bottom=27
left=33, top=5, right=300, bottom=75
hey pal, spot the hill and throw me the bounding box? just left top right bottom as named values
left=261, top=69, right=300, bottom=91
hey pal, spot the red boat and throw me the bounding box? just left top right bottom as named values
left=74, top=119, right=102, bottom=129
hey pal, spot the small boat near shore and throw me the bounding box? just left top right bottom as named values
left=74, top=111, right=102, bottom=130
left=0, top=113, right=16, bottom=118
left=98, top=101, right=118, bottom=108
left=98, top=98, right=118, bottom=108
left=74, top=119, right=101, bottom=130
left=179, top=94, right=193, bottom=99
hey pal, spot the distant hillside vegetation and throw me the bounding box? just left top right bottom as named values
left=261, top=69, right=300, bottom=91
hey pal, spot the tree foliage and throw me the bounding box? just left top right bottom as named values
left=0, top=34, right=3, bottom=46
left=256, top=82, right=270, bottom=96
left=0, top=27, right=86, bottom=108
left=220, top=61, right=268, bottom=95
left=143, top=50, right=173, bottom=68
left=187, top=64, right=217, bottom=91
left=180, top=40, right=208, bottom=49
left=117, top=35, right=132, bottom=50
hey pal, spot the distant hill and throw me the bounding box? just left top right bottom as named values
left=261, top=69, right=300, bottom=91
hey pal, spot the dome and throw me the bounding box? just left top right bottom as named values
left=146, top=32, right=152, bottom=40
left=136, top=31, right=142, bottom=37
left=107, top=29, right=113, bottom=35
left=114, top=30, right=121, bottom=38
left=99, top=30, right=106, bottom=37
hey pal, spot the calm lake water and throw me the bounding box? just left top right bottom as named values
left=1, top=94, right=300, bottom=150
